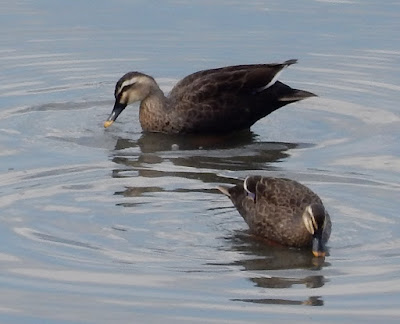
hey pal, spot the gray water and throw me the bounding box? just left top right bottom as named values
left=1, top=1, right=400, bottom=323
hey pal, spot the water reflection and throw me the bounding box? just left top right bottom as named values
left=220, top=232, right=329, bottom=306
left=109, top=131, right=311, bottom=180
left=225, top=231, right=329, bottom=271
left=136, top=130, right=259, bottom=152
left=232, top=296, right=324, bottom=306
left=107, top=132, right=312, bottom=205
left=250, top=275, right=326, bottom=289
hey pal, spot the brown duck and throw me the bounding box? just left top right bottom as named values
left=218, top=176, right=331, bottom=257
left=104, top=59, right=316, bottom=134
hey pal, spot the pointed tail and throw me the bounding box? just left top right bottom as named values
left=271, top=81, right=317, bottom=102
left=279, top=88, right=317, bottom=102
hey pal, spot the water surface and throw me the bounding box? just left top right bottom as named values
left=1, top=1, right=400, bottom=323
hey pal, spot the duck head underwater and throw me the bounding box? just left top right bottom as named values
left=218, top=176, right=331, bottom=257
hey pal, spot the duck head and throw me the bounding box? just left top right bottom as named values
left=302, top=203, right=328, bottom=257
left=104, top=72, right=156, bottom=128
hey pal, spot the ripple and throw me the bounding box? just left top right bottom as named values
left=10, top=267, right=175, bottom=287
left=1, top=1, right=400, bottom=322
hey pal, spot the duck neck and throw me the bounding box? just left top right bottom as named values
left=139, top=86, right=171, bottom=132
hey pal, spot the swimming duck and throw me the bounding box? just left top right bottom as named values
left=104, top=59, right=316, bottom=134
left=218, top=176, right=331, bottom=257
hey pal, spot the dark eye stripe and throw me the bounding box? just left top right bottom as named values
left=115, top=83, right=136, bottom=100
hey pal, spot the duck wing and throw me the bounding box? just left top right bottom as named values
left=166, top=60, right=315, bottom=133
left=169, top=60, right=297, bottom=101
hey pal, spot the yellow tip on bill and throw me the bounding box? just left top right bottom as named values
left=312, top=250, right=326, bottom=258
left=104, top=120, right=114, bottom=128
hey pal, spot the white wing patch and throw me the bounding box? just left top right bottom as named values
left=243, top=176, right=251, bottom=194
left=243, top=176, right=257, bottom=201
left=255, top=69, right=284, bottom=93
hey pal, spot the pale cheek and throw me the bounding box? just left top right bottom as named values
left=120, top=93, right=129, bottom=105
left=127, top=92, right=142, bottom=104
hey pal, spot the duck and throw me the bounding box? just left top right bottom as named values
left=217, top=176, right=331, bottom=257
left=104, top=59, right=316, bottom=134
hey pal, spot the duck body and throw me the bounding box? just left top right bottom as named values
left=105, top=59, right=316, bottom=134
left=218, top=176, right=331, bottom=257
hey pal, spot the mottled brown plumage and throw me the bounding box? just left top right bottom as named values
left=104, top=59, right=316, bottom=134
left=218, top=176, right=331, bottom=257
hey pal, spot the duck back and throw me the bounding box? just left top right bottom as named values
left=166, top=62, right=315, bottom=134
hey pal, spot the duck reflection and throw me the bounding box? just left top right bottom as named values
left=112, top=129, right=258, bottom=152
left=220, top=231, right=329, bottom=306
left=109, top=132, right=309, bottom=200
left=232, top=296, right=324, bottom=306
left=110, top=131, right=311, bottom=181
left=251, top=275, right=325, bottom=289
left=223, top=231, right=330, bottom=271
left=137, top=130, right=259, bottom=152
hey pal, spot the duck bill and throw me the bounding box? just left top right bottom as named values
left=104, top=102, right=127, bottom=128
left=312, top=237, right=326, bottom=258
